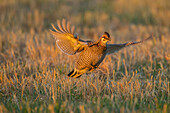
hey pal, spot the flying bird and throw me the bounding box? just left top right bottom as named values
left=50, top=19, right=152, bottom=78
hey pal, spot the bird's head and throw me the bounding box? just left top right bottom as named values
left=100, top=32, right=111, bottom=44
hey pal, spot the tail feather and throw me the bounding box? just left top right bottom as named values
left=67, top=69, right=82, bottom=78
left=68, top=70, right=76, bottom=77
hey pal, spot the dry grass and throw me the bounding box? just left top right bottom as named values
left=0, top=0, right=170, bottom=112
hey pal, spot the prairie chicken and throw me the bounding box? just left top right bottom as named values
left=50, top=19, right=152, bottom=78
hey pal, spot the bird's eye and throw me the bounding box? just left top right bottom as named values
left=102, top=38, right=106, bottom=41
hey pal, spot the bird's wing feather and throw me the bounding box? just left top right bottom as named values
left=50, top=19, right=90, bottom=55
left=106, top=34, right=153, bottom=55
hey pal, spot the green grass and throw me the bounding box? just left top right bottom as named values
left=0, top=0, right=170, bottom=112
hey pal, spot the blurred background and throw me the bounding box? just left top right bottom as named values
left=0, top=0, right=170, bottom=32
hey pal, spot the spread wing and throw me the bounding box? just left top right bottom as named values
left=50, top=19, right=89, bottom=55
left=106, top=34, right=153, bottom=55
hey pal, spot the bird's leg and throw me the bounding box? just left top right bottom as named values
left=89, top=65, right=98, bottom=72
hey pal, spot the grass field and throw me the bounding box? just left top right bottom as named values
left=0, top=0, right=170, bottom=112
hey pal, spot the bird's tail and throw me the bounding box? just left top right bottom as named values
left=67, top=69, right=82, bottom=78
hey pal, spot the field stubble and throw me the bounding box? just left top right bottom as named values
left=0, top=0, right=170, bottom=112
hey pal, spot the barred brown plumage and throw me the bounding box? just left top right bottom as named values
left=50, top=19, right=153, bottom=78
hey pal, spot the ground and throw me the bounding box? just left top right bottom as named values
left=0, top=0, right=170, bottom=112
